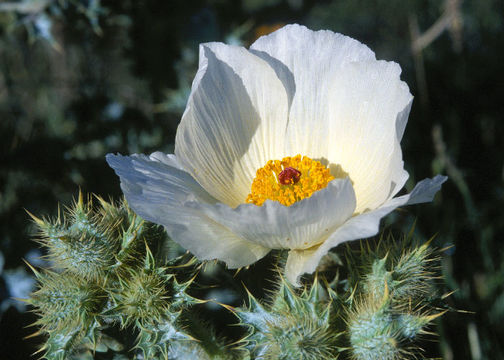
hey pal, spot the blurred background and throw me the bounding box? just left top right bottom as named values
left=0, top=0, right=502, bottom=359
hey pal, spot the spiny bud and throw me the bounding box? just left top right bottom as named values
left=26, top=192, right=213, bottom=360
left=350, top=232, right=438, bottom=305
left=29, top=270, right=105, bottom=334
left=29, top=193, right=121, bottom=280
left=348, top=297, right=445, bottom=360
left=391, top=241, right=436, bottom=301
left=107, top=247, right=197, bottom=328
left=27, top=267, right=106, bottom=359
left=234, top=276, right=339, bottom=360
left=348, top=296, right=401, bottom=360
left=345, top=231, right=445, bottom=360
left=29, top=193, right=168, bottom=281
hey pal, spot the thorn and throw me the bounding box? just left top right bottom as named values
left=25, top=210, right=45, bottom=226
left=456, top=309, right=475, bottom=314
left=440, top=244, right=454, bottom=253
left=143, top=241, right=155, bottom=269
left=217, top=302, right=236, bottom=313
left=425, top=234, right=437, bottom=247
left=24, top=329, right=42, bottom=340
left=57, top=202, right=62, bottom=225
left=78, top=189, right=84, bottom=209
left=348, top=284, right=358, bottom=303
left=94, top=194, right=109, bottom=209
left=23, top=321, right=39, bottom=329
left=233, top=267, right=243, bottom=277
left=22, top=259, right=41, bottom=278
left=382, top=279, right=390, bottom=303
left=384, top=251, right=390, bottom=261
left=441, top=290, right=456, bottom=299
left=241, top=282, right=254, bottom=299
left=33, top=344, right=47, bottom=355
left=13, top=297, right=30, bottom=304
left=184, top=272, right=199, bottom=287
left=424, top=310, right=448, bottom=322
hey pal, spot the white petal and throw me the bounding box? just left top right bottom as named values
left=175, top=43, right=290, bottom=208
left=191, top=178, right=356, bottom=250
left=251, top=24, right=412, bottom=212
left=250, top=24, right=375, bottom=159
left=106, top=153, right=270, bottom=268
left=390, top=174, right=448, bottom=206
left=284, top=175, right=447, bottom=285
left=325, top=61, right=412, bottom=212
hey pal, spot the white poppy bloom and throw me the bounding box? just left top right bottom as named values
left=107, top=24, right=447, bottom=285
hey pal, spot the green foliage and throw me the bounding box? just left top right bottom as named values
left=27, top=269, right=110, bottom=360
left=343, top=233, right=446, bottom=360
left=234, top=276, right=340, bottom=360
left=31, top=194, right=119, bottom=281
left=29, top=270, right=104, bottom=333
left=26, top=193, right=219, bottom=360
left=30, top=193, right=174, bottom=281
left=347, top=294, right=442, bottom=360
left=229, top=231, right=446, bottom=360
left=108, top=249, right=194, bottom=325
left=357, top=238, right=437, bottom=304
left=25, top=193, right=449, bottom=360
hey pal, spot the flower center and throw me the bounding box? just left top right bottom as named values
left=246, top=154, right=335, bottom=206
left=278, top=167, right=301, bottom=185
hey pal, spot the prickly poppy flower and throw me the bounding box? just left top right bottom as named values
left=107, top=24, right=446, bottom=285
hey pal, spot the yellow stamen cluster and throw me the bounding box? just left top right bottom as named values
left=246, top=155, right=335, bottom=206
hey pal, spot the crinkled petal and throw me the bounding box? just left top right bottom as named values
left=106, top=152, right=270, bottom=268
left=175, top=43, right=290, bottom=208
left=191, top=178, right=356, bottom=250
left=325, top=61, right=412, bottom=212
left=251, top=24, right=412, bottom=212
left=285, top=175, right=448, bottom=285
left=250, top=24, right=375, bottom=159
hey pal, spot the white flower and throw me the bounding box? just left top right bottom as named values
left=107, top=24, right=447, bottom=285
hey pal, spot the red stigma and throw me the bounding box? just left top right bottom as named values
left=278, top=167, right=301, bottom=185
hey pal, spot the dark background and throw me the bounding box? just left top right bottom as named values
left=1, top=0, right=503, bottom=359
